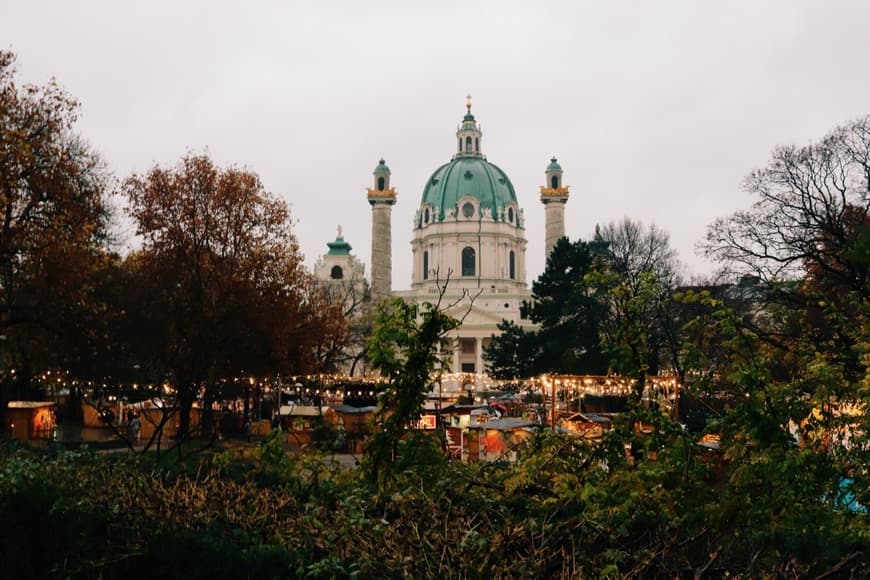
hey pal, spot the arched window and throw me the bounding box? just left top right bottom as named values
left=423, top=251, right=429, bottom=280
left=509, top=251, right=515, bottom=280
left=475, top=137, right=479, bottom=152
left=424, top=207, right=430, bottom=223
left=378, top=176, right=385, bottom=191
left=330, top=265, right=343, bottom=280
left=551, top=175, right=558, bottom=189
left=508, top=207, right=514, bottom=223
left=465, top=136, right=472, bottom=152
left=458, top=138, right=462, bottom=152
left=461, top=247, right=476, bottom=276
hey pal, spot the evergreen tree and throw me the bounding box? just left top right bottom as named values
left=484, top=237, right=608, bottom=377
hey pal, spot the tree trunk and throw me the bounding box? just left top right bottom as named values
left=177, top=386, right=196, bottom=440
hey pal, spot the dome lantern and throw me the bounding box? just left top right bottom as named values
left=455, top=94, right=483, bottom=159
left=545, top=157, right=563, bottom=189
left=373, top=158, right=391, bottom=191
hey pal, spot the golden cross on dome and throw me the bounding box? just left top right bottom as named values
left=466, top=93, right=472, bottom=112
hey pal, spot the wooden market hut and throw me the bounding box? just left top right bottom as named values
left=331, top=404, right=376, bottom=454
left=6, top=401, right=56, bottom=441
left=465, top=417, right=538, bottom=463
left=280, top=405, right=335, bottom=447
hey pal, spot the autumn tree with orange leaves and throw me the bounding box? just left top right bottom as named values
left=0, top=50, right=112, bottom=406
left=123, top=154, right=346, bottom=439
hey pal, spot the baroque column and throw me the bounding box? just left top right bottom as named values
left=368, top=159, right=396, bottom=302
left=540, top=157, right=570, bottom=261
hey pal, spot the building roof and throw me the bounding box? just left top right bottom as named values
left=326, top=235, right=352, bottom=256
left=546, top=157, right=562, bottom=172
left=373, top=158, right=390, bottom=174
left=421, top=157, right=518, bottom=221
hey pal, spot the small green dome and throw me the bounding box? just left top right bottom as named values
left=546, top=157, right=562, bottom=172
left=421, top=157, right=518, bottom=221
left=327, top=236, right=352, bottom=256
left=373, top=158, right=390, bottom=174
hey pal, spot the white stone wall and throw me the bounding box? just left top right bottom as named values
left=313, top=253, right=365, bottom=283
left=410, top=217, right=527, bottom=290
left=398, top=199, right=535, bottom=379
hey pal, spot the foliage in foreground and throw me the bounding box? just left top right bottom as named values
left=1, top=416, right=867, bottom=579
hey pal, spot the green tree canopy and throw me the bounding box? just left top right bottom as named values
left=484, top=237, right=608, bottom=378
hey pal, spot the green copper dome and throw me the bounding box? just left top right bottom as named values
left=373, top=159, right=390, bottom=174
left=327, top=235, right=352, bottom=256
left=421, top=157, right=518, bottom=221
left=546, top=157, right=562, bottom=172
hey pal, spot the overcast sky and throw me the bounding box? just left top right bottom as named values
left=3, top=1, right=870, bottom=288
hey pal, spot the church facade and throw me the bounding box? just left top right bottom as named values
left=314, top=100, right=570, bottom=383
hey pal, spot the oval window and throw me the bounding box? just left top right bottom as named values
left=424, top=207, right=430, bottom=223
left=508, top=207, right=514, bottom=223
left=462, top=202, right=475, bottom=218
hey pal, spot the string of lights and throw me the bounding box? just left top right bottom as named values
left=12, top=368, right=683, bottom=402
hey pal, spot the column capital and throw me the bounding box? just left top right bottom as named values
left=540, top=186, right=569, bottom=204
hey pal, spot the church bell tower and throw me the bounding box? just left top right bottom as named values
left=540, top=157, right=569, bottom=261
left=368, top=159, right=396, bottom=302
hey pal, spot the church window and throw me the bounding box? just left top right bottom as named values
left=330, top=265, right=343, bottom=280
left=508, top=207, right=514, bottom=223
left=378, top=176, right=385, bottom=191
left=465, top=136, right=472, bottom=152
left=423, top=251, right=429, bottom=280
left=509, top=251, right=515, bottom=279
left=462, top=202, right=475, bottom=218
left=551, top=175, right=558, bottom=189
left=424, top=207, right=430, bottom=223
left=461, top=247, right=476, bottom=276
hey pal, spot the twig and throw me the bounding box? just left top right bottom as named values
left=812, top=552, right=863, bottom=580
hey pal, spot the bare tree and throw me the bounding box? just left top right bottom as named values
left=596, top=219, right=683, bottom=380
left=702, top=115, right=869, bottom=299
left=701, top=116, right=870, bottom=386
left=313, top=271, right=371, bottom=376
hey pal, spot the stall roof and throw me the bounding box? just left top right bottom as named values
left=468, top=418, right=538, bottom=431
left=563, top=412, right=613, bottom=425
left=7, top=401, right=55, bottom=409
left=331, top=404, right=377, bottom=414
left=422, top=401, right=454, bottom=413
left=279, top=405, right=331, bottom=417
left=446, top=404, right=490, bottom=415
